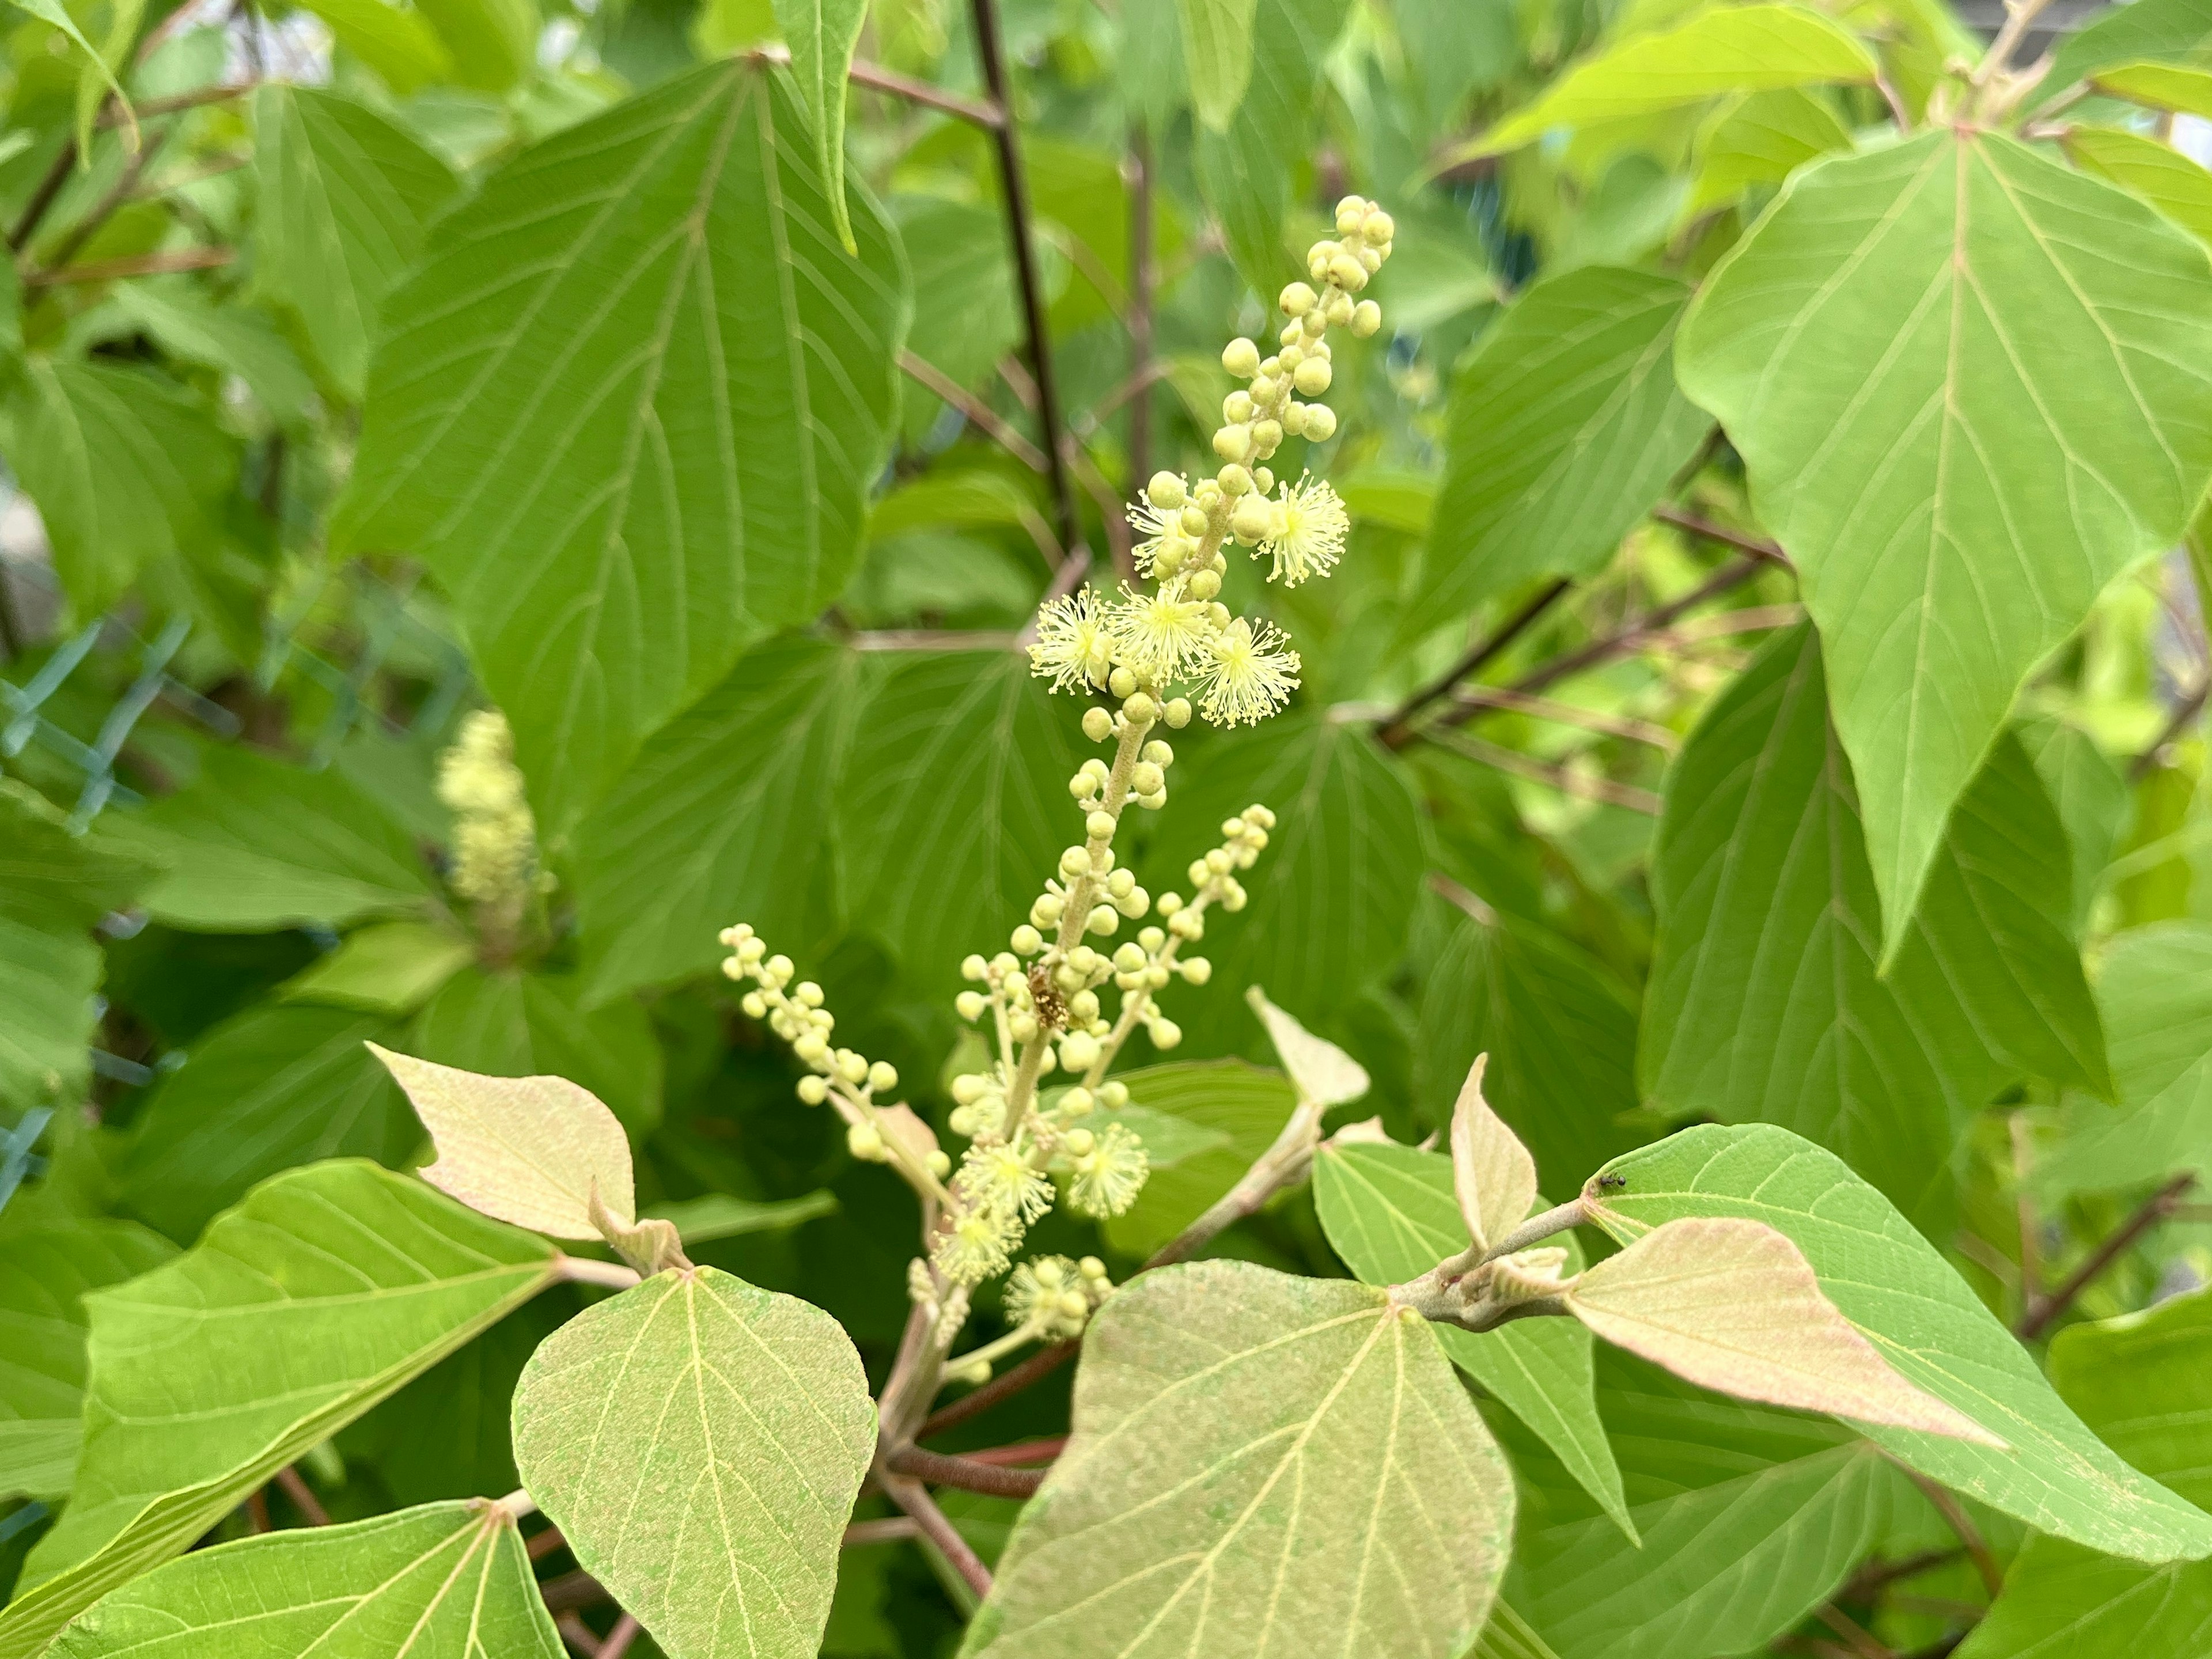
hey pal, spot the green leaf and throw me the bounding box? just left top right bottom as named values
left=1180, top=0, right=1258, bottom=128
left=412, top=967, right=665, bottom=1139
left=1582, top=1123, right=2212, bottom=1561
left=511, top=1266, right=874, bottom=1659
left=1313, top=1141, right=1635, bottom=1543
left=2, top=0, right=131, bottom=149
left=0, top=1222, right=174, bottom=1504
left=50, top=1498, right=563, bottom=1659
left=2050, top=0, right=2212, bottom=90
left=103, top=747, right=437, bottom=933
left=0, top=1163, right=558, bottom=1659
left=412, top=0, right=535, bottom=90
left=1099, top=1060, right=1297, bottom=1257
left=1640, top=625, right=2107, bottom=1225
left=1684, top=88, right=1852, bottom=218
left=2018, top=714, right=2129, bottom=937
left=0, top=359, right=238, bottom=624
left=335, top=61, right=910, bottom=831
left=771, top=0, right=866, bottom=253
left=120, top=1005, right=413, bottom=1243
left=892, top=200, right=1024, bottom=445
left=1138, top=714, right=1424, bottom=1035
left=0, top=781, right=160, bottom=1112
left=289, top=0, right=455, bottom=92
left=1956, top=1289, right=2212, bottom=1658
left=839, top=652, right=1081, bottom=993
left=2066, top=124, right=2212, bottom=249
left=578, top=636, right=859, bottom=1001
left=1194, top=0, right=1353, bottom=297
left=1414, top=266, right=1710, bottom=623
left=252, top=86, right=461, bottom=403
left=2093, top=56, right=2212, bottom=112
left=1512, top=1349, right=1926, bottom=1659
left=1674, top=129, right=2212, bottom=956
left=107, top=286, right=319, bottom=427
left=2051, top=921, right=2212, bottom=1192
left=1464, top=5, right=1876, bottom=156
left=280, top=921, right=474, bottom=1016
left=1415, top=905, right=1644, bottom=1196
left=960, top=1261, right=1515, bottom=1657
left=645, top=1190, right=840, bottom=1243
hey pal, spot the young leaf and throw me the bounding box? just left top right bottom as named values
left=1684, top=88, right=1852, bottom=218
left=279, top=921, right=474, bottom=1016
left=0, top=1222, right=175, bottom=1503
left=2066, top=125, right=2212, bottom=249
left=335, top=60, right=909, bottom=830
left=1313, top=1141, right=1634, bottom=1543
left=2050, top=921, right=2212, bottom=1193
left=411, top=967, right=666, bottom=1139
left=771, top=0, right=867, bottom=253
left=1450, top=1055, right=1536, bottom=1254
left=1245, top=986, right=1369, bottom=1105
left=1099, top=1060, right=1299, bottom=1257
left=103, top=746, right=438, bottom=933
left=0, top=1163, right=558, bottom=1659
left=1584, top=1124, right=2212, bottom=1561
left=577, top=636, right=859, bottom=1003
left=511, top=1266, right=874, bottom=1659
left=1179, top=0, right=1258, bottom=129
left=370, top=1046, right=637, bottom=1241
left=2050, top=0, right=2212, bottom=89
left=1957, top=1289, right=2212, bottom=1658
left=252, top=86, right=461, bottom=402
left=50, top=1498, right=562, bottom=1659
left=1462, top=5, right=1876, bottom=156
left=1562, top=1217, right=2001, bottom=1443
left=960, top=1261, right=1514, bottom=1657
left=2093, top=56, right=2212, bottom=115
left=1412, top=266, right=1710, bottom=624
left=1674, top=130, right=2212, bottom=957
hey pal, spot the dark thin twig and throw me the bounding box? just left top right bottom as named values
left=539, top=1568, right=611, bottom=1612
left=969, top=0, right=1085, bottom=565
left=101, top=81, right=254, bottom=126
left=2018, top=1172, right=2197, bottom=1339
left=919, top=1340, right=1077, bottom=1440
left=2130, top=683, right=2208, bottom=781
left=1481, top=551, right=1773, bottom=706
left=274, top=1467, right=328, bottom=1525
left=1892, top=1461, right=2004, bottom=1599
left=8, top=141, right=78, bottom=253
left=555, top=1611, right=600, bottom=1656
left=1816, top=1603, right=1897, bottom=1659
left=1422, top=725, right=1662, bottom=815
left=899, top=350, right=1048, bottom=474
left=882, top=1475, right=993, bottom=1598
left=597, top=1614, right=642, bottom=1659
left=885, top=1444, right=1047, bottom=1499
left=1650, top=505, right=1791, bottom=567
left=1377, top=578, right=1575, bottom=748
left=43, top=124, right=168, bottom=271
left=244, top=1489, right=270, bottom=1534
left=1840, top=1548, right=1963, bottom=1604
left=745, top=44, right=1003, bottom=127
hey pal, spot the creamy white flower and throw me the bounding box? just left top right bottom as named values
left=1108, top=579, right=1217, bottom=685
left=1195, top=617, right=1301, bottom=726
left=1066, top=1121, right=1149, bottom=1217
left=1257, top=474, right=1348, bottom=586
left=1028, top=586, right=1116, bottom=694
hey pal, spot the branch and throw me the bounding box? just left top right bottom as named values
left=843, top=1516, right=921, bottom=1547
left=1893, top=1461, right=2004, bottom=1600
left=554, top=1255, right=643, bottom=1290
left=2017, top=1173, right=2196, bottom=1339
left=1438, top=684, right=1680, bottom=751
left=744, top=44, right=1004, bottom=128
left=274, top=1466, right=329, bottom=1525
left=882, top=1474, right=993, bottom=1599
left=1421, top=725, right=1662, bottom=815
left=968, top=0, right=1085, bottom=565
left=959, top=1435, right=1065, bottom=1467
left=886, top=1443, right=1048, bottom=1499
left=918, top=1340, right=1077, bottom=1439
left=599, top=1616, right=642, bottom=1659
left=1146, top=1100, right=1328, bottom=1269
left=1649, top=505, right=1791, bottom=567
left=1488, top=551, right=1775, bottom=704
left=899, top=350, right=1049, bottom=474
left=24, top=247, right=234, bottom=287
left=1377, top=577, right=1574, bottom=748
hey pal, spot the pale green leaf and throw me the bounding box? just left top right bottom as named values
left=578, top=637, right=859, bottom=1001
left=1641, top=626, right=2107, bottom=1225
left=2067, top=124, right=2212, bottom=248
left=839, top=652, right=1080, bottom=993
left=121, top=1005, right=412, bottom=1243
left=107, top=286, right=319, bottom=427
left=1957, top=1289, right=2212, bottom=1657
left=771, top=0, right=866, bottom=252
left=645, top=1190, right=840, bottom=1244
left=2050, top=0, right=2212, bottom=90
left=1101, top=1060, right=1296, bottom=1257
left=512, top=1266, right=874, bottom=1659
left=1583, top=1123, right=2212, bottom=1560
left=960, top=1261, right=1514, bottom=1658
left=2094, top=56, right=2212, bottom=112
left=0, top=359, right=237, bottom=624
left=1313, top=1141, right=1634, bottom=1543
left=0, top=1162, right=558, bottom=1659
left=1449, top=1056, right=1536, bottom=1255
left=1467, top=5, right=1875, bottom=156
left=103, top=746, right=438, bottom=933
left=289, top=0, right=455, bottom=92
left=1565, top=1217, right=2000, bottom=1441
left=1674, top=130, right=2212, bottom=955
left=281, top=921, right=474, bottom=1016
left=1245, top=986, right=1369, bottom=1106
left=0, top=1222, right=174, bottom=1504
left=2050, top=921, right=2212, bottom=1192
left=252, top=86, right=460, bottom=402
left=890, top=200, right=1023, bottom=445
left=51, top=1498, right=563, bottom=1659
left=371, top=1046, right=637, bottom=1240
left=413, top=0, right=535, bottom=90
left=335, top=61, right=910, bottom=830
left=2018, top=714, right=2129, bottom=937
left=1180, top=0, right=1257, bottom=128
left=1684, top=88, right=1851, bottom=217
left=1414, top=266, right=1709, bottom=622
left=1415, top=905, right=1644, bottom=1195
left=2, top=0, right=130, bottom=147
left=411, top=967, right=666, bottom=1139
left=1138, top=714, right=1423, bottom=1034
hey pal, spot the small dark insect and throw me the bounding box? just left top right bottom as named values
left=1596, top=1173, right=1629, bottom=1191
left=1027, top=963, right=1067, bottom=1032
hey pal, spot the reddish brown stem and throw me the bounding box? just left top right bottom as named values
left=886, top=1444, right=1047, bottom=1499
left=960, top=1436, right=1066, bottom=1467
left=882, top=1475, right=993, bottom=1598
left=919, top=1340, right=1077, bottom=1440
left=274, top=1466, right=329, bottom=1525
left=1377, top=578, right=1575, bottom=748
left=2017, top=1173, right=2197, bottom=1339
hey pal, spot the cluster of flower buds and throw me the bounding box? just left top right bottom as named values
left=1006, top=1253, right=1113, bottom=1340
left=436, top=710, right=547, bottom=914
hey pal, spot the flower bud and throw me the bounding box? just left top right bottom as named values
left=1012, top=923, right=1044, bottom=955
left=1250, top=420, right=1283, bottom=456
left=1217, top=463, right=1253, bottom=497
left=1279, top=402, right=1308, bottom=437
left=1180, top=956, right=1212, bottom=984
left=1324, top=290, right=1354, bottom=326
left=1082, top=706, right=1113, bottom=742
left=1351, top=300, right=1382, bottom=338
left=1249, top=374, right=1279, bottom=407
left=1086, top=810, right=1116, bottom=842
left=1069, top=769, right=1098, bottom=799
left=1279, top=281, right=1317, bottom=316
left=1145, top=471, right=1186, bottom=509
left=741, top=991, right=767, bottom=1018
left=1232, top=497, right=1273, bottom=544
left=1108, top=665, right=1137, bottom=698
left=1223, top=389, right=1254, bottom=425
left=1010, top=1010, right=1039, bottom=1042
left=1357, top=243, right=1382, bottom=274
left=1060, top=846, right=1092, bottom=878
left=1293, top=357, right=1332, bottom=396
left=1061, top=1086, right=1094, bottom=1116
left=1186, top=569, right=1222, bottom=600
left=1308, top=240, right=1340, bottom=281
left=928, top=1150, right=952, bottom=1178
left=1060, top=1031, right=1101, bottom=1071
left=1213, top=423, right=1252, bottom=463
left=1150, top=1017, right=1183, bottom=1050
left=1138, top=790, right=1167, bottom=811
left=1124, top=691, right=1157, bottom=725
left=1131, top=762, right=1165, bottom=794
left=1252, top=467, right=1274, bottom=494
left=1070, top=987, right=1101, bottom=1020
left=956, top=990, right=987, bottom=1021
left=1099, top=1081, right=1129, bottom=1110
left=1033, top=892, right=1065, bottom=925
left=1107, top=868, right=1137, bottom=897
left=765, top=953, right=794, bottom=983
left=1328, top=253, right=1368, bottom=291
left=1336, top=198, right=1368, bottom=234
left=1302, top=403, right=1338, bottom=442
left=794, top=1033, right=829, bottom=1065
left=1113, top=941, right=1147, bottom=972
left=1362, top=208, right=1395, bottom=244
left=868, top=1060, right=899, bottom=1092
left=1222, top=336, right=1262, bottom=377
left=1063, top=1127, right=1096, bottom=1157
left=1164, top=698, right=1192, bottom=729
left=1087, top=904, right=1119, bottom=936
left=848, top=1122, right=885, bottom=1161
left=962, top=954, right=989, bottom=982
left=797, top=1074, right=829, bottom=1104
left=1069, top=944, right=1103, bottom=976
left=1178, top=505, right=1210, bottom=537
